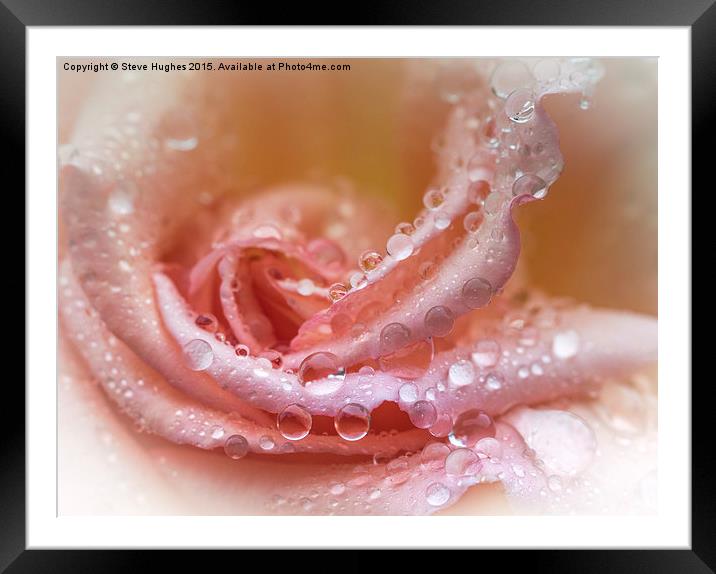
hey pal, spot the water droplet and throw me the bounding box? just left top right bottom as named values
left=421, top=442, right=450, bottom=469
left=183, top=339, right=213, bottom=371
left=491, top=60, right=533, bottom=99
left=211, top=426, right=225, bottom=440
left=395, top=221, right=415, bottom=235
left=277, top=404, right=312, bottom=440
left=328, top=283, right=348, bottom=302
left=425, top=482, right=450, bottom=506
left=399, top=382, right=419, bottom=403
left=258, top=435, right=275, bottom=450
left=429, top=414, right=453, bottom=437
left=409, top=400, right=438, bottom=429
left=330, top=483, right=346, bottom=496
left=484, top=372, right=504, bottom=391
left=223, top=434, right=249, bottom=460
left=195, top=313, right=218, bottom=333
left=298, top=352, right=345, bottom=386
left=108, top=181, right=136, bottom=215
left=423, top=187, right=445, bottom=210
left=448, top=359, right=475, bottom=387
left=512, top=174, right=547, bottom=199
left=445, top=448, right=482, bottom=477
left=424, top=305, right=455, bottom=337
left=552, top=330, right=580, bottom=359
left=335, top=403, right=371, bottom=441
left=349, top=272, right=367, bottom=290
left=461, top=277, right=493, bottom=309
left=434, top=213, right=451, bottom=230
left=449, top=409, right=496, bottom=447
left=505, top=88, right=535, bottom=123
left=386, top=234, right=414, bottom=261
left=235, top=344, right=250, bottom=358
left=472, top=339, right=501, bottom=368
left=380, top=322, right=411, bottom=355
left=463, top=210, right=485, bottom=233
left=162, top=112, right=198, bottom=151
left=359, top=250, right=383, bottom=273
left=517, top=366, right=530, bottom=379
left=467, top=155, right=492, bottom=182
left=386, top=457, right=411, bottom=484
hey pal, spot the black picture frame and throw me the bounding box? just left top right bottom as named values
left=8, top=0, right=705, bottom=570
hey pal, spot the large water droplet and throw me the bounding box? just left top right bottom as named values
left=445, top=448, right=482, bottom=477
left=512, top=174, right=548, bottom=199
left=425, top=482, right=451, bottom=506
left=424, top=305, right=455, bottom=337
left=386, top=234, right=414, bottom=261
left=505, top=88, right=536, bottom=123
left=183, top=339, right=213, bottom=371
left=448, top=360, right=475, bottom=387
left=398, top=382, right=419, bottom=403
left=552, top=330, right=580, bottom=359
left=223, top=434, right=249, bottom=460
left=449, top=409, right=496, bottom=447
left=471, top=339, right=501, bottom=368
left=491, top=60, right=533, bottom=99
left=461, top=277, right=493, bottom=309
left=409, top=400, right=438, bottom=429
left=277, top=404, right=312, bottom=440
left=429, top=414, right=453, bottom=438
left=328, top=283, right=348, bottom=302
left=335, top=403, right=371, bottom=441
left=298, top=352, right=345, bottom=386
left=475, top=437, right=503, bottom=460
left=379, top=322, right=411, bottom=355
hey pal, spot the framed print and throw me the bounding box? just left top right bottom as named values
left=10, top=0, right=707, bottom=569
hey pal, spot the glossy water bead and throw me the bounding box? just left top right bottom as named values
left=512, top=174, right=548, bottom=199
left=359, top=250, right=384, bottom=273
left=334, top=403, right=371, bottom=441
left=277, top=404, right=312, bottom=440
left=445, top=448, right=482, bottom=477
left=505, top=88, right=536, bottom=124
left=183, top=339, right=214, bottom=371
left=471, top=339, right=501, bottom=368
left=408, top=400, right=438, bottom=429
left=380, top=322, right=412, bottom=355
left=425, top=482, right=451, bottom=506
left=461, top=277, right=493, bottom=309
left=424, top=305, right=455, bottom=337
left=449, top=409, right=496, bottom=448
left=223, top=434, right=249, bottom=460
left=386, top=234, right=414, bottom=261
left=297, top=352, right=345, bottom=386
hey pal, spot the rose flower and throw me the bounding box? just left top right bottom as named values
left=58, top=58, right=657, bottom=515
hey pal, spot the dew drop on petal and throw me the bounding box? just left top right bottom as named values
left=195, top=313, right=218, bottom=333
left=484, top=372, right=504, bottom=391
left=409, top=400, right=438, bottom=429
left=448, top=359, right=475, bottom=387
left=328, top=283, right=348, bottom=302
left=423, top=187, right=445, bottom=210
left=421, top=442, right=450, bottom=469
left=434, top=213, right=451, bottom=230
left=505, top=88, right=536, bottom=123
left=335, top=403, right=371, bottom=441
left=461, top=277, right=493, bottom=309
left=472, top=340, right=501, bottom=368
left=277, top=404, right=312, bottom=441
left=425, top=482, right=451, bottom=506
left=491, top=60, right=533, bottom=99
left=386, top=234, right=414, bottom=261
left=395, top=222, right=415, bottom=235
left=512, top=174, right=548, bottom=199
left=445, top=448, right=482, bottom=477
left=183, top=339, right=213, bottom=371
left=429, top=414, right=454, bottom=438
left=463, top=210, right=485, bottom=233
left=359, top=250, right=383, bottom=273
left=399, top=382, right=419, bottom=403
left=475, top=437, right=503, bottom=460
left=380, top=322, right=412, bottom=355
left=424, top=305, right=455, bottom=337
left=449, top=409, right=496, bottom=448
left=235, top=344, right=250, bottom=358
left=552, top=330, right=580, bottom=359
left=223, top=434, right=249, bottom=460
left=258, top=435, right=275, bottom=451
left=298, top=352, right=345, bottom=386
